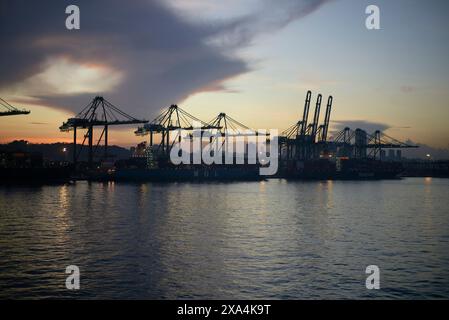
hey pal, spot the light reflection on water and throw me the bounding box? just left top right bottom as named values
left=0, top=178, right=448, bottom=299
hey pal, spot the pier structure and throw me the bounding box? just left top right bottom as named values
left=60, top=96, right=148, bottom=168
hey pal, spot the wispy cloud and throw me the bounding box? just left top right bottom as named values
left=207, top=0, right=333, bottom=48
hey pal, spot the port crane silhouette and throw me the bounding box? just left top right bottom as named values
left=60, top=96, right=148, bottom=168
left=135, top=104, right=220, bottom=157
left=279, top=90, right=418, bottom=162
left=205, top=113, right=270, bottom=161
left=280, top=91, right=333, bottom=160
left=0, top=98, right=30, bottom=117
left=331, top=127, right=418, bottom=159
left=135, top=105, right=272, bottom=164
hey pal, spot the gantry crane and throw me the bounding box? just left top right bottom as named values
left=135, top=104, right=220, bottom=158
left=60, top=96, right=148, bottom=168
left=331, top=127, right=418, bottom=159
left=280, top=91, right=333, bottom=160
left=205, top=112, right=270, bottom=162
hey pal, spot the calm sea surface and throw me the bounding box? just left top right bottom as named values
left=0, top=178, right=448, bottom=299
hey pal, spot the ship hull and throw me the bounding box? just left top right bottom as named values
left=0, top=167, right=72, bottom=184
left=114, top=166, right=263, bottom=182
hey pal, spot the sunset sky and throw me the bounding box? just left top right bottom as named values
left=1, top=0, right=448, bottom=153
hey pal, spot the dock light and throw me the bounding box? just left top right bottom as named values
left=62, top=147, right=67, bottom=152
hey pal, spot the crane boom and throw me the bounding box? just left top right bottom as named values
left=300, top=90, right=311, bottom=136
left=311, top=94, right=322, bottom=140
left=321, top=96, right=332, bottom=142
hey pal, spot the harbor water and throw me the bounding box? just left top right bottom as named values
left=0, top=178, right=448, bottom=299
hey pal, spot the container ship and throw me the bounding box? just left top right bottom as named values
left=112, top=155, right=262, bottom=182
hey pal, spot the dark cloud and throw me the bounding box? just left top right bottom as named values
left=0, top=0, right=331, bottom=119
left=331, top=120, right=391, bottom=134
